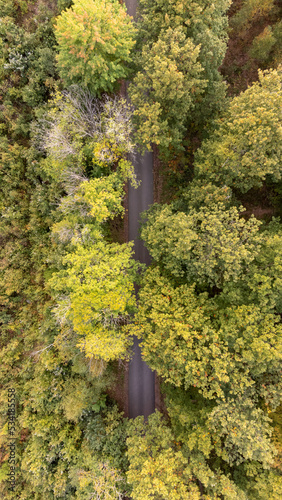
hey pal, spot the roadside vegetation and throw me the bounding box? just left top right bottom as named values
left=0, top=0, right=281, bottom=498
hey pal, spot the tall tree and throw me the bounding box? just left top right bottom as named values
left=194, top=67, right=282, bottom=192
left=129, top=0, right=231, bottom=154
left=49, top=238, right=139, bottom=362
left=54, top=0, right=136, bottom=94
left=126, top=412, right=201, bottom=500
left=140, top=203, right=261, bottom=289
left=129, top=27, right=205, bottom=153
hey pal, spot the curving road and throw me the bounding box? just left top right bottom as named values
left=125, top=0, right=155, bottom=421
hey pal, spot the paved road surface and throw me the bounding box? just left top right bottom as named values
left=125, top=0, right=155, bottom=421
left=128, top=153, right=155, bottom=419
left=128, top=152, right=153, bottom=264
left=126, top=0, right=137, bottom=18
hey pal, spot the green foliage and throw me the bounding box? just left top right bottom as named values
left=141, top=203, right=261, bottom=288
left=249, top=26, right=276, bottom=62
left=166, top=386, right=280, bottom=500
left=129, top=27, right=205, bottom=152
left=66, top=406, right=130, bottom=498
left=75, top=461, right=125, bottom=499
left=129, top=0, right=230, bottom=154
left=220, top=220, right=282, bottom=316
left=131, top=267, right=282, bottom=407
left=79, top=174, right=125, bottom=224
left=18, top=350, right=128, bottom=498
left=135, top=0, right=231, bottom=64
left=85, top=405, right=129, bottom=472
left=50, top=240, right=139, bottom=361
left=136, top=143, right=282, bottom=493
left=0, top=0, right=15, bottom=17
left=54, top=0, right=136, bottom=94
left=126, top=412, right=201, bottom=499
left=0, top=10, right=57, bottom=109
left=234, top=464, right=282, bottom=500
left=179, top=181, right=234, bottom=212
left=208, top=397, right=274, bottom=467
left=0, top=2, right=134, bottom=498
left=195, top=67, right=282, bottom=192
left=57, top=0, right=73, bottom=12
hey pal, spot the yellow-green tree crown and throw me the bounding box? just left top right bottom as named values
left=54, top=0, right=136, bottom=95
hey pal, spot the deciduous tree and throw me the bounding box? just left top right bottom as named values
left=129, top=0, right=231, bottom=153
left=126, top=412, right=201, bottom=500
left=54, top=0, right=136, bottom=94
left=49, top=240, right=140, bottom=361
left=140, top=203, right=261, bottom=288
left=129, top=27, right=205, bottom=153
left=194, top=68, right=282, bottom=192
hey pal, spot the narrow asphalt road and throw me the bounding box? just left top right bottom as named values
left=126, top=0, right=155, bottom=422
left=125, top=0, right=137, bottom=18
left=128, top=153, right=155, bottom=419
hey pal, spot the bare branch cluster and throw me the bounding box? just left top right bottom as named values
left=53, top=296, right=72, bottom=326
left=33, top=86, right=135, bottom=161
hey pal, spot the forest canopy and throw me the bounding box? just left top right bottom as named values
left=55, top=0, right=136, bottom=94
left=0, top=0, right=282, bottom=498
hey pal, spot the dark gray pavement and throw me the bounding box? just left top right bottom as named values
left=126, top=0, right=137, bottom=18
left=128, top=336, right=155, bottom=419
left=128, top=152, right=153, bottom=264
left=127, top=152, right=155, bottom=420
left=125, top=0, right=155, bottom=421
